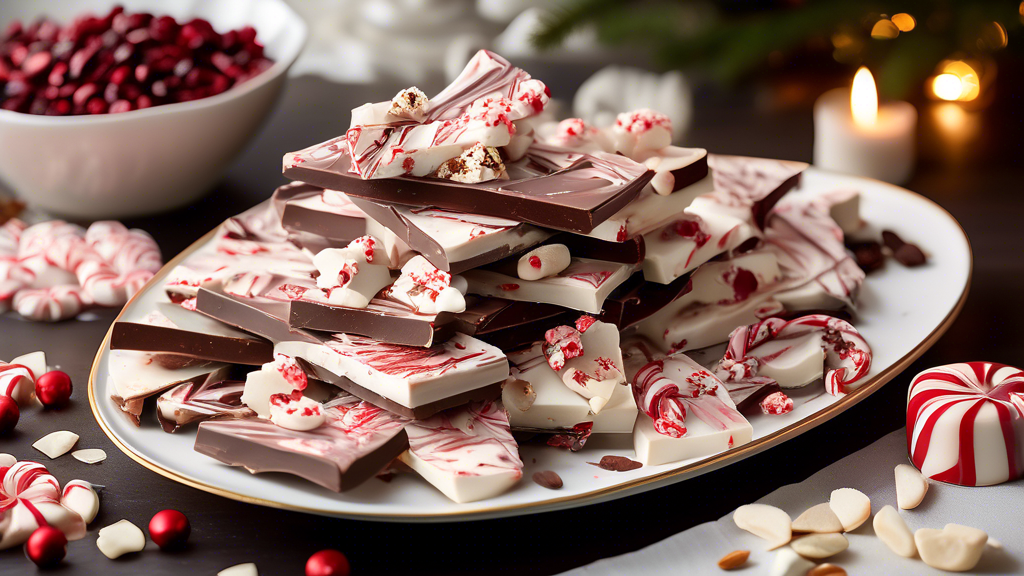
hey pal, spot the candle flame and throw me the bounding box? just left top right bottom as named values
left=851, top=67, right=878, bottom=127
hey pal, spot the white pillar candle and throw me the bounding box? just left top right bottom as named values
left=813, top=67, right=918, bottom=184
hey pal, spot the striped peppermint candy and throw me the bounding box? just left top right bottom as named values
left=12, top=285, right=90, bottom=322
left=0, top=363, right=35, bottom=405
left=907, top=362, right=1024, bottom=487
left=0, top=461, right=87, bottom=550
left=715, top=314, right=871, bottom=397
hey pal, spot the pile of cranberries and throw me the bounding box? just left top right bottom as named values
left=0, top=6, right=273, bottom=116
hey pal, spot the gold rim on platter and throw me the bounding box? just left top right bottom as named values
left=88, top=178, right=972, bottom=520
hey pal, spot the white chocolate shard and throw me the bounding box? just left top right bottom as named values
left=0, top=453, right=15, bottom=467
left=96, top=519, right=146, bottom=559
left=829, top=487, right=871, bottom=531
left=312, top=236, right=392, bottom=309
left=463, top=258, right=635, bottom=314
left=824, top=189, right=862, bottom=235
left=268, top=394, right=326, bottom=431
left=769, top=547, right=816, bottom=576
left=435, top=142, right=506, bottom=184
left=71, top=449, right=107, bottom=464
left=517, top=244, right=571, bottom=281
left=388, top=255, right=466, bottom=314
left=501, top=378, right=536, bottom=413
left=33, top=431, right=79, bottom=459
left=791, top=503, right=844, bottom=534
left=610, top=109, right=672, bottom=158
left=241, top=354, right=308, bottom=418
left=895, top=463, right=928, bottom=509
left=559, top=320, right=624, bottom=414
left=790, top=533, right=848, bottom=559
left=388, top=86, right=429, bottom=121
left=873, top=505, right=916, bottom=558
left=62, top=480, right=100, bottom=524
left=915, top=524, right=988, bottom=572
left=219, top=563, right=259, bottom=576
left=733, top=504, right=793, bottom=550
left=11, top=350, right=47, bottom=381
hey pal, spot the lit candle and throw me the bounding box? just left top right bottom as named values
left=813, top=67, right=918, bottom=184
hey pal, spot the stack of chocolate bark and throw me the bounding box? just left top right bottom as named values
left=108, top=51, right=872, bottom=503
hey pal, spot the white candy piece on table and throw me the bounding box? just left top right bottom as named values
left=0, top=363, right=35, bottom=406
left=791, top=503, right=844, bottom=534
left=0, top=453, right=14, bottom=467
left=873, top=505, right=916, bottom=558
left=268, top=394, right=326, bottom=431
left=61, top=480, right=100, bottom=524
left=790, top=532, right=848, bottom=559
left=829, top=487, right=871, bottom=531
left=733, top=504, right=793, bottom=550
left=96, top=519, right=146, bottom=559
left=313, top=236, right=392, bottom=309
left=895, top=463, right=929, bottom=509
left=12, top=285, right=89, bottom=322
left=72, top=449, right=107, bottom=464
left=241, top=354, right=308, bottom=418
left=559, top=319, right=624, bottom=414
left=915, top=523, right=988, bottom=572
left=907, top=362, right=1024, bottom=487
left=610, top=108, right=673, bottom=158
left=389, top=255, right=466, bottom=314
left=435, top=142, right=506, bottom=184
left=33, top=431, right=80, bottom=459
left=219, top=563, right=260, bottom=576
left=823, top=189, right=863, bottom=236
left=769, top=547, right=816, bottom=576
left=400, top=400, right=523, bottom=503
left=517, top=244, right=571, bottom=281
left=0, top=461, right=87, bottom=550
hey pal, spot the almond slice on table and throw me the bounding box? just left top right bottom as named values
left=769, top=547, right=815, bottom=576
left=96, top=519, right=146, bottom=559
left=717, top=549, right=749, bottom=570
left=807, top=564, right=847, bottom=576
left=792, top=503, right=844, bottom=533
left=915, top=523, right=988, bottom=572
left=72, top=448, right=107, bottom=464
left=733, top=504, right=792, bottom=549
left=828, top=488, right=871, bottom=531
left=894, top=464, right=928, bottom=509
left=32, top=430, right=79, bottom=459
left=790, top=533, right=849, bottom=559
left=219, top=563, right=259, bottom=576
left=873, top=505, right=916, bottom=558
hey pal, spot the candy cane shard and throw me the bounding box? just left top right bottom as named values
left=715, top=314, right=872, bottom=397
left=61, top=480, right=100, bottom=524
left=623, top=340, right=752, bottom=466
left=557, top=319, right=625, bottom=414
left=0, top=461, right=87, bottom=550
left=157, top=379, right=255, bottom=433
left=907, top=362, right=1024, bottom=487
left=400, top=400, right=523, bottom=503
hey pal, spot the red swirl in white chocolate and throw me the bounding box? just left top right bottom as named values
left=404, top=400, right=523, bottom=477
left=0, top=461, right=86, bottom=550
left=716, top=315, right=871, bottom=396
left=907, top=362, right=1024, bottom=487
left=632, top=357, right=725, bottom=438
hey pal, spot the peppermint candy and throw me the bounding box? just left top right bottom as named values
left=0, top=461, right=87, bottom=550
left=907, top=362, right=1024, bottom=487
left=631, top=353, right=740, bottom=439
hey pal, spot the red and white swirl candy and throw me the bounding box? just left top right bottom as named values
left=632, top=354, right=741, bottom=438
left=716, top=314, right=871, bottom=397
left=0, top=461, right=87, bottom=550
left=907, top=362, right=1024, bottom=487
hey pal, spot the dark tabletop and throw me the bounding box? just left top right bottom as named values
left=1, top=60, right=1023, bottom=575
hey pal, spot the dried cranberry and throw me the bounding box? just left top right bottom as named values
left=47, top=61, right=68, bottom=85
left=109, top=99, right=132, bottom=113
left=135, top=94, right=152, bottom=109
left=85, top=96, right=107, bottom=114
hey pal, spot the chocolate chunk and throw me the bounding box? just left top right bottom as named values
left=600, top=271, right=693, bottom=329
left=545, top=232, right=645, bottom=264
left=111, top=316, right=273, bottom=366
left=454, top=296, right=575, bottom=351
left=288, top=295, right=457, bottom=348
left=883, top=230, right=927, bottom=267
left=846, top=240, right=885, bottom=273
left=589, top=455, right=643, bottom=472
left=276, top=183, right=372, bottom=244
left=542, top=422, right=594, bottom=452
left=532, top=470, right=563, bottom=490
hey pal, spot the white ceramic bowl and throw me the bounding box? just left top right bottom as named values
left=0, top=0, right=307, bottom=218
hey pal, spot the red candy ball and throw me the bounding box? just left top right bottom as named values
left=25, top=526, right=67, bottom=568
left=0, top=396, right=18, bottom=435
left=35, top=370, right=73, bottom=409
left=306, top=549, right=351, bottom=576
left=149, top=509, right=191, bottom=550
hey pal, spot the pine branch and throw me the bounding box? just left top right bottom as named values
left=531, top=0, right=621, bottom=49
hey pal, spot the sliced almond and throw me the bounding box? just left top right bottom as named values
left=873, top=505, right=916, bottom=558
left=915, top=523, right=987, bottom=572
left=792, top=503, right=844, bottom=533
left=33, top=430, right=79, bottom=459
left=0, top=453, right=15, bottom=467
left=894, top=464, right=928, bottom=509
left=807, top=564, right=847, bottom=576
left=988, top=536, right=1003, bottom=550
left=219, top=563, right=259, bottom=576
left=733, top=504, right=792, bottom=549
left=717, top=549, right=749, bottom=570
left=790, top=533, right=848, bottom=559
left=72, top=448, right=107, bottom=464
left=96, top=519, right=146, bottom=559
left=829, top=488, right=870, bottom=531
left=769, top=547, right=815, bottom=576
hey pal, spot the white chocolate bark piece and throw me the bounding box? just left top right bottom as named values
left=388, top=256, right=466, bottom=314
left=312, top=236, right=393, bottom=309
left=96, top=519, right=146, bottom=559
left=635, top=146, right=708, bottom=195
left=895, top=463, right=929, bottom=509
left=733, top=504, right=793, bottom=550
left=241, top=354, right=308, bottom=419
left=641, top=200, right=756, bottom=284
left=276, top=333, right=508, bottom=410
left=829, top=487, right=871, bottom=531
left=610, top=109, right=672, bottom=158
left=791, top=503, right=844, bottom=534
left=33, top=431, right=79, bottom=459
left=559, top=320, right=625, bottom=414
left=538, top=118, right=612, bottom=154
left=107, top=349, right=231, bottom=424
left=268, top=394, right=326, bottom=431
left=824, top=189, right=862, bottom=235
left=769, top=548, right=815, bottom=576
left=584, top=173, right=714, bottom=242
left=671, top=250, right=781, bottom=311
left=463, top=258, right=635, bottom=314
left=790, top=532, right=848, bottom=558
left=400, top=400, right=523, bottom=503
left=517, top=244, right=570, bottom=281
left=915, top=524, right=988, bottom=572
left=873, top=505, right=916, bottom=558
left=638, top=289, right=785, bottom=353
left=61, top=480, right=100, bottom=524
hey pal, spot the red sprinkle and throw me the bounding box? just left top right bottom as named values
left=528, top=255, right=541, bottom=269
left=499, top=283, right=519, bottom=291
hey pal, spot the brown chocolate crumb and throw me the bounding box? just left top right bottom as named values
left=589, top=455, right=642, bottom=472
left=846, top=240, right=884, bottom=273
left=882, top=230, right=927, bottom=267
left=0, top=198, right=26, bottom=225
left=532, top=470, right=563, bottom=489
left=376, top=471, right=395, bottom=483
